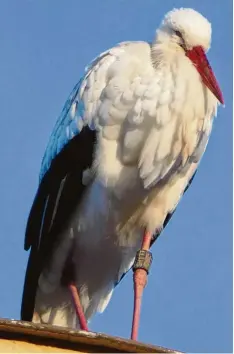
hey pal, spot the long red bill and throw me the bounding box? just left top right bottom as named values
left=186, top=45, right=224, bottom=105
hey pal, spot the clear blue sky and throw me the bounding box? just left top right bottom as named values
left=0, top=1, right=232, bottom=352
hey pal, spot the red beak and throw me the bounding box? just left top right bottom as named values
left=186, top=46, right=224, bottom=105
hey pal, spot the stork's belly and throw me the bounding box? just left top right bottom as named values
left=73, top=178, right=143, bottom=304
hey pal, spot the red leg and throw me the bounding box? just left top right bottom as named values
left=69, top=283, right=89, bottom=331
left=131, top=231, right=152, bottom=341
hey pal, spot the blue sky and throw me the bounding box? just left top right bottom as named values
left=0, top=0, right=232, bottom=352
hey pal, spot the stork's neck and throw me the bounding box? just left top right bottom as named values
left=151, top=31, right=184, bottom=69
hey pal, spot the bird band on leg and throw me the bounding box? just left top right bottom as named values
left=133, top=249, right=153, bottom=274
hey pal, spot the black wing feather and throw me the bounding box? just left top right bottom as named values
left=21, top=127, right=96, bottom=321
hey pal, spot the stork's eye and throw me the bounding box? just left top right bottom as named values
left=174, top=30, right=186, bottom=50
left=174, top=30, right=183, bottom=38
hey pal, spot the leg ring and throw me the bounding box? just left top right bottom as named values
left=133, top=249, right=153, bottom=274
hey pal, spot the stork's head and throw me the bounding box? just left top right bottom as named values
left=155, top=8, right=224, bottom=104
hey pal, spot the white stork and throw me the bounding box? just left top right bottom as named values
left=21, top=7, right=223, bottom=340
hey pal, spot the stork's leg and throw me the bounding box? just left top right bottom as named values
left=131, top=231, right=153, bottom=341
left=69, top=283, right=89, bottom=331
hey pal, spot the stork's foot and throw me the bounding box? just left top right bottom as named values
left=69, top=283, right=89, bottom=331
left=131, top=231, right=153, bottom=341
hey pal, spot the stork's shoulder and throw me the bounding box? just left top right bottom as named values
left=39, top=40, right=160, bottom=181
left=85, top=41, right=152, bottom=72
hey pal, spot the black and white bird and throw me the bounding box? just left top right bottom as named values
left=21, top=7, right=224, bottom=340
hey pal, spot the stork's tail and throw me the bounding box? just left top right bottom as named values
left=32, top=284, right=114, bottom=329
left=33, top=288, right=80, bottom=328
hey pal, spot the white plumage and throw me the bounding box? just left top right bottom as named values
left=24, top=8, right=222, bottom=330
